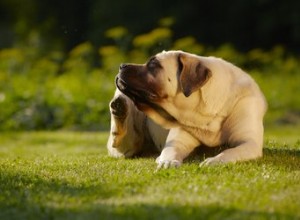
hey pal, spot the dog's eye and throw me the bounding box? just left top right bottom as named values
left=147, top=57, right=161, bottom=72
left=147, top=59, right=157, bottom=69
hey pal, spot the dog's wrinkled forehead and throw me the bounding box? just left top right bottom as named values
left=155, top=50, right=179, bottom=60
left=154, top=51, right=180, bottom=70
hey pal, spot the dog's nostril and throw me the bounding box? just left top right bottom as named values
left=120, top=63, right=128, bottom=70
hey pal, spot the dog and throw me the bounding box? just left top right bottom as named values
left=107, top=50, right=267, bottom=169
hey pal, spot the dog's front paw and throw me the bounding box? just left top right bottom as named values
left=200, top=157, right=223, bottom=167
left=110, top=96, right=127, bottom=119
left=200, top=153, right=233, bottom=167
left=156, top=157, right=182, bottom=169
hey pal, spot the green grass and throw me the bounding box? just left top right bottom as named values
left=0, top=126, right=300, bottom=220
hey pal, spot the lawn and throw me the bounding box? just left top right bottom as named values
left=0, top=126, right=299, bottom=220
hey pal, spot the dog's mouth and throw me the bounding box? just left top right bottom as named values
left=116, top=76, right=177, bottom=123
left=116, top=76, right=158, bottom=103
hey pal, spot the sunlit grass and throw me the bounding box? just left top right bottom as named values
left=0, top=127, right=299, bottom=219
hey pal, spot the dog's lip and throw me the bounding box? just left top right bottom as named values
left=115, top=76, right=127, bottom=91
left=115, top=76, right=158, bottom=101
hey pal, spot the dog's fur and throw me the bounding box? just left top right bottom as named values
left=107, top=50, right=267, bottom=168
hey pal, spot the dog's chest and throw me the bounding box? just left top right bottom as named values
left=180, top=117, right=224, bottom=147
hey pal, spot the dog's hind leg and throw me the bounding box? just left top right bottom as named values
left=109, top=92, right=128, bottom=139
left=107, top=90, right=146, bottom=158
left=200, top=96, right=266, bottom=166
left=107, top=90, right=131, bottom=157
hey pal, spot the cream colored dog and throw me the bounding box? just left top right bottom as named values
left=107, top=50, right=267, bottom=168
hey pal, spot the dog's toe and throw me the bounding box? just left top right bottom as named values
left=156, top=159, right=182, bottom=170
left=199, top=156, right=225, bottom=167
left=110, top=96, right=127, bottom=118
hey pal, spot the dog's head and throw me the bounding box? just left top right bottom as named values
left=116, top=50, right=212, bottom=128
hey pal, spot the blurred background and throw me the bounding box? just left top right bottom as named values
left=0, top=0, right=299, bottom=131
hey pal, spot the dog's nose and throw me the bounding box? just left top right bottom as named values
left=119, top=63, right=128, bottom=70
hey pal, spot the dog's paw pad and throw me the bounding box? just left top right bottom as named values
left=110, top=96, right=127, bottom=118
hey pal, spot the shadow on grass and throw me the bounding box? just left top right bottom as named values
left=0, top=145, right=299, bottom=219
left=1, top=156, right=299, bottom=219
left=0, top=169, right=119, bottom=220
left=183, top=145, right=300, bottom=171
left=1, top=199, right=298, bottom=220
left=262, top=148, right=300, bottom=170
left=131, top=143, right=300, bottom=171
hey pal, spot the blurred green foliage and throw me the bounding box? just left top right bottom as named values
left=0, top=25, right=299, bottom=131
left=2, top=0, right=300, bottom=53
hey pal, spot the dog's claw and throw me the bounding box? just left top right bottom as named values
left=156, top=160, right=181, bottom=170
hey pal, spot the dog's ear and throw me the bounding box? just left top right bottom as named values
left=178, top=53, right=211, bottom=97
